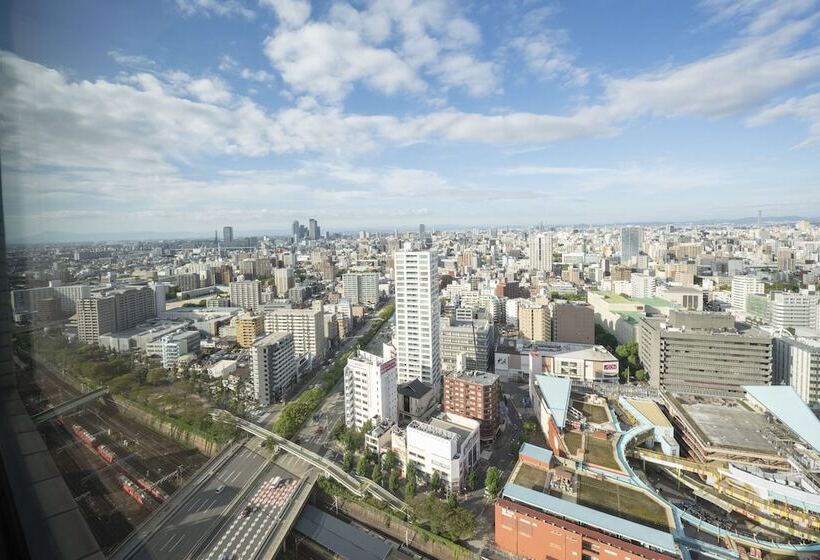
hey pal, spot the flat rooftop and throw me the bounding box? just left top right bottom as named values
left=680, top=402, right=774, bottom=452
left=624, top=398, right=672, bottom=428
left=447, top=370, right=499, bottom=385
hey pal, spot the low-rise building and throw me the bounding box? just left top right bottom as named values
left=392, top=412, right=480, bottom=492
left=495, top=338, right=619, bottom=383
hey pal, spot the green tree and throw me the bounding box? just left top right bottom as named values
left=371, top=463, right=382, bottom=484
left=388, top=470, right=400, bottom=493
left=146, top=367, right=166, bottom=385
left=356, top=454, right=368, bottom=476
left=522, top=417, right=538, bottom=435
left=383, top=449, right=396, bottom=472
left=405, top=462, right=417, bottom=498
left=634, top=368, right=648, bottom=382
left=447, top=491, right=458, bottom=509
left=343, top=450, right=354, bottom=472
left=466, top=467, right=478, bottom=491
left=485, top=466, right=502, bottom=497
left=430, top=471, right=441, bottom=494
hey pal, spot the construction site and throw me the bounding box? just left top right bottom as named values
left=14, top=353, right=208, bottom=553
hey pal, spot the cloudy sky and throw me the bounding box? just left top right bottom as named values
left=2, top=0, right=820, bottom=241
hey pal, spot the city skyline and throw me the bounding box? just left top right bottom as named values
left=2, top=0, right=820, bottom=240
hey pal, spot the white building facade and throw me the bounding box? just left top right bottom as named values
left=250, top=332, right=297, bottom=405
left=394, top=250, right=441, bottom=387
left=343, top=350, right=398, bottom=429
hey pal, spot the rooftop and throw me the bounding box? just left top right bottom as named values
left=624, top=398, right=672, bottom=428
left=679, top=400, right=774, bottom=452
left=743, top=385, right=820, bottom=454
left=447, top=369, right=499, bottom=385
left=397, top=379, right=432, bottom=399
left=519, top=442, right=553, bottom=465
left=502, top=483, right=678, bottom=554
left=533, top=375, right=572, bottom=428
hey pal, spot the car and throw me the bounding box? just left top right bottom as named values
left=215, top=484, right=225, bottom=494
left=241, top=505, right=253, bottom=517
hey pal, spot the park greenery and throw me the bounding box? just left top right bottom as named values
left=614, top=341, right=647, bottom=382
left=272, top=303, right=394, bottom=439
left=485, top=466, right=502, bottom=498
left=18, top=332, right=237, bottom=443
left=552, top=291, right=587, bottom=302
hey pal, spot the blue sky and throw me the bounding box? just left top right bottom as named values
left=1, top=0, right=820, bottom=240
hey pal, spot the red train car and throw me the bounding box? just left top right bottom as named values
left=116, top=475, right=148, bottom=507
left=71, top=424, right=97, bottom=447
left=97, top=444, right=117, bottom=464
left=135, top=476, right=169, bottom=502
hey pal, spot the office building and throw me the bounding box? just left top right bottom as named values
left=229, top=280, right=261, bottom=311
left=550, top=301, right=594, bottom=345
left=343, top=350, right=398, bottom=429
left=342, top=272, right=379, bottom=306
left=292, top=220, right=300, bottom=240
left=731, top=275, right=765, bottom=312
left=528, top=232, right=553, bottom=273
left=264, top=307, right=326, bottom=362
left=308, top=218, right=319, bottom=240
left=250, top=332, right=297, bottom=405
left=639, top=310, right=772, bottom=398
left=394, top=412, right=480, bottom=492
left=620, top=226, right=643, bottom=263
left=235, top=313, right=264, bottom=348
left=146, top=330, right=201, bottom=369
left=440, top=318, right=493, bottom=372
left=394, top=250, right=441, bottom=387
left=443, top=370, right=501, bottom=441
left=223, top=226, right=234, bottom=245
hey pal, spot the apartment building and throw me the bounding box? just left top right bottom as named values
left=250, top=332, right=297, bottom=405
left=342, top=272, right=379, bottom=306
left=731, top=275, right=765, bottom=312
left=235, top=313, right=264, bottom=348
left=264, top=306, right=326, bottom=363
left=443, top=370, right=501, bottom=441
left=229, top=280, right=262, bottom=311
left=528, top=232, right=554, bottom=273
left=77, top=286, right=157, bottom=344
left=343, top=350, right=398, bottom=429
left=394, top=250, right=441, bottom=387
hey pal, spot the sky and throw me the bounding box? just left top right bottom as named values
left=1, top=0, right=820, bottom=241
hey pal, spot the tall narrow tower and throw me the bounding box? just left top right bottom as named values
left=394, top=249, right=441, bottom=388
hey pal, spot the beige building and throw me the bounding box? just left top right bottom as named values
left=264, top=307, right=326, bottom=362
left=235, top=313, right=264, bottom=348
left=77, top=296, right=116, bottom=344
left=518, top=302, right=549, bottom=342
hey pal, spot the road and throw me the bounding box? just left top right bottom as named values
left=126, top=445, right=269, bottom=560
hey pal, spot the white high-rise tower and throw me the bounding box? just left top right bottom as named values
left=528, top=232, right=554, bottom=273
left=394, top=249, right=441, bottom=388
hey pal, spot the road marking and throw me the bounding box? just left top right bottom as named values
left=167, top=534, right=185, bottom=553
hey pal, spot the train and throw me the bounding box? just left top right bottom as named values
left=61, top=418, right=166, bottom=507
left=116, top=474, right=149, bottom=507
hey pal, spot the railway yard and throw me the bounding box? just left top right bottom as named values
left=15, top=356, right=208, bottom=553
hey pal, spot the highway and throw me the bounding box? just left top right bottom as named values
left=123, top=445, right=269, bottom=560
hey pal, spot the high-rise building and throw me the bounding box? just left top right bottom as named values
left=630, top=272, right=655, bottom=298
left=528, top=233, right=553, bottom=273
left=395, top=250, right=441, bottom=387
left=77, top=296, right=116, bottom=344
left=343, top=350, right=398, bottom=429
left=620, top=226, right=643, bottom=263
left=273, top=267, right=294, bottom=297
left=223, top=226, right=234, bottom=245
left=549, top=301, right=594, bottom=345
left=440, top=318, right=493, bottom=372
left=768, top=291, right=820, bottom=330
left=443, top=370, right=501, bottom=441
left=731, top=275, right=765, bottom=311
left=639, top=310, right=772, bottom=398
left=308, top=218, right=318, bottom=240
left=264, top=307, right=326, bottom=363
left=518, top=302, right=549, bottom=342
left=773, top=334, right=820, bottom=410
left=292, top=220, right=300, bottom=240
left=236, top=313, right=264, bottom=348
left=229, top=280, right=261, bottom=311
left=250, top=332, right=297, bottom=405
left=342, top=272, right=379, bottom=306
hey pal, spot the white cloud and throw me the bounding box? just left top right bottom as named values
left=586, top=18, right=820, bottom=122
left=748, top=92, right=820, bottom=147
left=259, top=0, right=311, bottom=28
left=175, top=0, right=255, bottom=20
left=510, top=33, right=589, bottom=86
left=240, top=68, right=274, bottom=82
left=264, top=23, right=424, bottom=101
left=699, top=0, right=817, bottom=34
left=263, top=0, right=499, bottom=101
left=108, top=50, right=156, bottom=69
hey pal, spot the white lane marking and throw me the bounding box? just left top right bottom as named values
left=167, top=534, right=185, bottom=552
